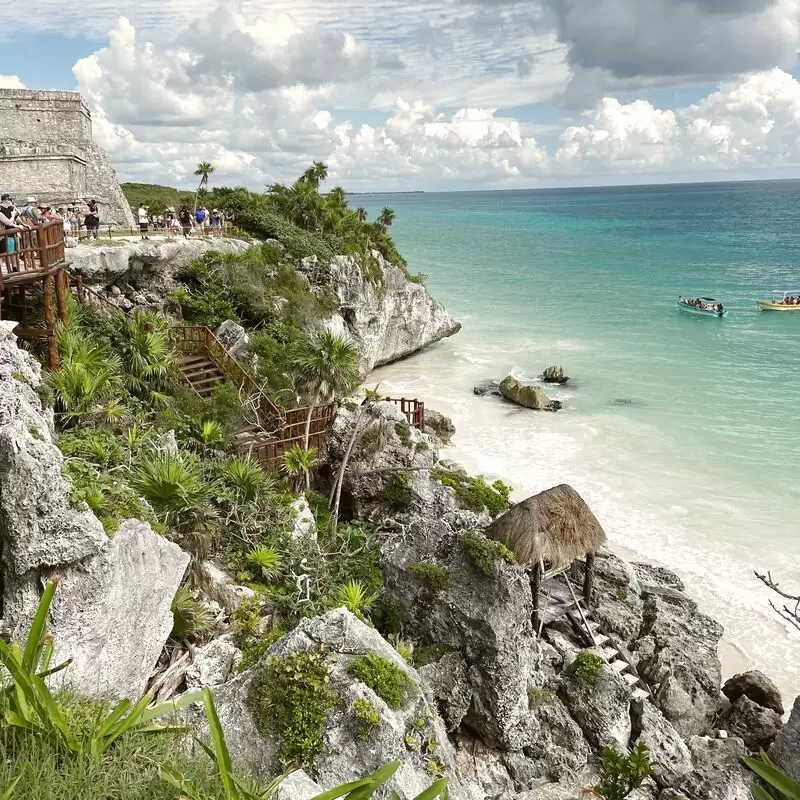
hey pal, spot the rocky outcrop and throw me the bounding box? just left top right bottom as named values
left=315, top=251, right=460, bottom=376
left=718, top=695, right=783, bottom=751
left=0, top=328, right=188, bottom=699
left=215, top=319, right=252, bottom=363
left=424, top=409, right=455, bottom=445
left=542, top=366, right=569, bottom=385
left=499, top=376, right=561, bottom=411
left=205, top=608, right=468, bottom=800
left=722, top=670, right=783, bottom=715
left=673, top=736, right=755, bottom=800
left=67, top=236, right=254, bottom=297
left=770, top=695, right=800, bottom=781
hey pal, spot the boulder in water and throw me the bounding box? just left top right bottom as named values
left=473, top=380, right=502, bottom=397
left=722, top=670, right=783, bottom=715
left=499, top=376, right=561, bottom=412
left=542, top=366, right=569, bottom=385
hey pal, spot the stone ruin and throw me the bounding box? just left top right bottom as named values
left=0, top=89, right=135, bottom=228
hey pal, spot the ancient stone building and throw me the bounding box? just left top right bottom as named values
left=0, top=89, right=135, bottom=227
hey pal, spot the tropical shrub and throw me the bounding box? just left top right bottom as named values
left=566, top=651, right=605, bottom=693
left=171, top=585, right=215, bottom=641
left=349, top=653, right=414, bottom=710
left=379, top=471, right=413, bottom=511
left=590, top=742, right=652, bottom=800
left=133, top=451, right=210, bottom=517
left=332, top=580, right=379, bottom=619
left=246, top=546, right=281, bottom=581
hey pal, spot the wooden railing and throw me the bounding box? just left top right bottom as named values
left=0, top=222, right=66, bottom=287
left=67, top=272, right=124, bottom=314
left=385, top=396, right=425, bottom=430
left=169, top=325, right=283, bottom=427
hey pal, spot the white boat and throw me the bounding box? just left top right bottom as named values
left=756, top=290, right=800, bottom=312
left=677, top=297, right=727, bottom=318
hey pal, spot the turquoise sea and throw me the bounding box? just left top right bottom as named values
left=363, top=181, right=800, bottom=698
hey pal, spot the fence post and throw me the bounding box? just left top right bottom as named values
left=43, top=274, right=59, bottom=370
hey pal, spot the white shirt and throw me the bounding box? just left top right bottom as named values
left=138, top=208, right=148, bottom=225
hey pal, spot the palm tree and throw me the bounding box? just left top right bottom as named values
left=301, top=161, right=328, bottom=190
left=281, top=444, right=320, bottom=492
left=377, top=207, right=395, bottom=228
left=291, top=331, right=360, bottom=456
left=194, top=161, right=215, bottom=211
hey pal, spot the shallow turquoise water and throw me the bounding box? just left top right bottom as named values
left=363, top=181, right=800, bottom=694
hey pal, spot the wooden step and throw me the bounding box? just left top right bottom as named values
left=622, top=673, right=640, bottom=687
left=602, top=646, right=618, bottom=660
left=610, top=659, right=632, bottom=674
left=632, top=688, right=651, bottom=701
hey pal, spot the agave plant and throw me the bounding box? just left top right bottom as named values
left=246, top=546, right=281, bottom=581
left=281, top=444, right=319, bottom=492
left=332, top=580, right=379, bottom=619
left=744, top=754, right=800, bottom=800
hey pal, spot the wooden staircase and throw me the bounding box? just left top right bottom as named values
left=176, top=352, right=226, bottom=399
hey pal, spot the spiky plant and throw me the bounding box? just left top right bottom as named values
left=111, top=310, right=176, bottom=398
left=281, top=445, right=319, bottom=492
left=133, top=451, right=210, bottom=518
left=192, top=419, right=225, bottom=450
left=332, top=580, right=379, bottom=619
left=246, top=546, right=281, bottom=582
left=171, top=585, right=214, bottom=641
left=220, top=456, right=273, bottom=503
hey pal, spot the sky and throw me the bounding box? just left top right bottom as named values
left=3, top=0, right=800, bottom=192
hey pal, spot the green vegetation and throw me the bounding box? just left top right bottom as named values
left=332, top=580, right=380, bottom=620
left=171, top=585, right=214, bottom=641
left=743, top=754, right=800, bottom=800
left=431, top=468, right=511, bottom=515
left=461, top=532, right=516, bottom=578
left=395, top=421, right=412, bottom=448
left=121, top=183, right=195, bottom=216
left=10, top=371, right=27, bottom=383
left=591, top=742, right=652, bottom=800
left=527, top=686, right=557, bottom=709
left=28, top=425, right=44, bottom=441
left=409, top=563, right=450, bottom=592
left=565, top=651, right=605, bottom=693
left=413, top=644, right=456, bottom=668
left=379, top=470, right=413, bottom=511
left=353, top=698, right=382, bottom=740
left=248, top=650, right=337, bottom=769
left=349, top=653, right=414, bottom=711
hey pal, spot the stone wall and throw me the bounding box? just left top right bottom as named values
left=0, top=89, right=135, bottom=227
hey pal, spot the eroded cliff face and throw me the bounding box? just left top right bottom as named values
left=0, top=327, right=188, bottom=698
left=312, top=252, right=461, bottom=376
left=68, top=239, right=461, bottom=376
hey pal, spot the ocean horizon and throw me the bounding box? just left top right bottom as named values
left=364, top=180, right=800, bottom=700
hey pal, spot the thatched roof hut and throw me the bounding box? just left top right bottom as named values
left=485, top=484, right=606, bottom=572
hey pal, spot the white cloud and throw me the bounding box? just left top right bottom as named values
left=0, top=75, right=25, bottom=89
left=68, top=8, right=800, bottom=189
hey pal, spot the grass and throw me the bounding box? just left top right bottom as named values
left=349, top=653, right=414, bottom=711
left=378, top=471, right=413, bottom=511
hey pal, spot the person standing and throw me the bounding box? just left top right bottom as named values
left=0, top=194, right=18, bottom=256
left=84, top=199, right=100, bottom=240
left=179, top=206, right=193, bottom=238
left=137, top=204, right=150, bottom=240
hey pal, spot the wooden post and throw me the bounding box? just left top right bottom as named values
left=55, top=270, right=68, bottom=325
left=583, top=552, right=596, bottom=605
left=43, top=274, right=59, bottom=370
left=530, top=560, right=543, bottom=634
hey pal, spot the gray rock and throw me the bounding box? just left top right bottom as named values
left=418, top=651, right=472, bottom=732
left=264, top=238, right=286, bottom=251
left=633, top=585, right=723, bottom=738
left=473, top=380, right=501, bottom=397
left=722, top=670, right=783, bottom=715
left=450, top=735, right=515, bottom=800
left=424, top=409, right=455, bottom=445
left=542, top=366, right=569, bottom=384
left=69, top=237, right=255, bottom=295
left=319, top=251, right=461, bottom=378
left=590, top=550, right=645, bottom=644
left=276, top=771, right=323, bottom=800
left=155, top=429, right=179, bottom=456
left=48, top=520, right=189, bottom=699
left=718, top=695, right=783, bottom=751
left=290, top=495, right=317, bottom=541
left=770, top=695, right=800, bottom=781
left=559, top=654, right=632, bottom=751
left=207, top=609, right=467, bottom=800
left=632, top=701, right=693, bottom=787
left=186, top=634, right=242, bottom=690
left=215, top=319, right=251, bottom=362
left=675, top=736, right=755, bottom=800
left=199, top=561, right=255, bottom=616
left=499, top=376, right=561, bottom=412
left=633, top=563, right=686, bottom=592
left=524, top=694, right=591, bottom=781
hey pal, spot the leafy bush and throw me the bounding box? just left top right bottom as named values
left=349, top=653, right=414, bottom=711
left=591, top=742, right=652, bottom=800
left=409, top=563, right=450, bottom=592
left=249, top=650, right=337, bottom=769
left=59, top=427, right=126, bottom=467
left=566, top=651, right=605, bottom=693
left=379, top=471, right=413, bottom=511
left=461, top=532, right=516, bottom=578
left=431, top=469, right=511, bottom=514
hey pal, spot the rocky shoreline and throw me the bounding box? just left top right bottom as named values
left=1, top=235, right=797, bottom=800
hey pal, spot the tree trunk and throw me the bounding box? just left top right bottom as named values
left=329, top=409, right=369, bottom=537
left=302, top=396, right=318, bottom=452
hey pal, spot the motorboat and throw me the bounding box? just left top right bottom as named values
left=677, top=296, right=727, bottom=317
left=756, top=290, right=800, bottom=312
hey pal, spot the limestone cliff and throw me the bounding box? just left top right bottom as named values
left=0, top=325, right=188, bottom=698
